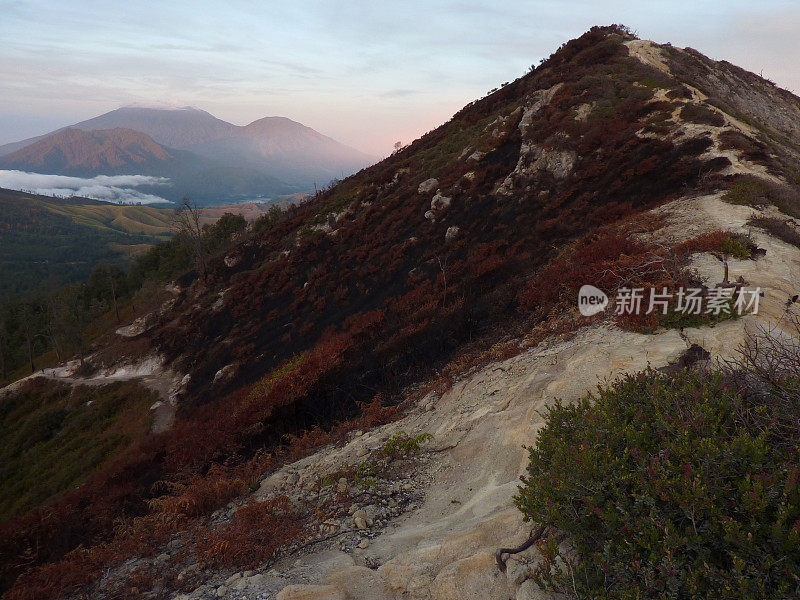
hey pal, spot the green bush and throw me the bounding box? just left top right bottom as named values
left=515, top=368, right=800, bottom=599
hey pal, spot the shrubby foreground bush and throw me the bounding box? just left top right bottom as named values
left=516, top=324, right=800, bottom=599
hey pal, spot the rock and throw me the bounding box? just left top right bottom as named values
left=167, top=537, right=184, bottom=551
left=226, top=572, right=243, bottom=586
left=326, top=566, right=392, bottom=600
left=467, top=150, right=485, bottom=162
left=445, top=226, right=461, bottom=243
left=213, top=363, right=236, bottom=384
left=246, top=573, right=266, bottom=587
left=418, top=178, right=439, bottom=194
left=531, top=147, right=576, bottom=179
left=503, top=542, right=545, bottom=586
left=276, top=584, right=346, bottom=600
left=362, top=504, right=378, bottom=521
left=336, top=477, right=348, bottom=494
left=424, top=210, right=436, bottom=221
left=431, top=193, right=452, bottom=212
left=518, top=84, right=563, bottom=134
left=358, top=538, right=369, bottom=549
left=430, top=552, right=512, bottom=600
left=352, top=509, right=369, bottom=529
left=224, top=253, right=241, bottom=268
left=215, top=585, right=228, bottom=597
left=516, top=579, right=570, bottom=600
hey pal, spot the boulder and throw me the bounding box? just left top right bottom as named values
left=445, top=226, right=461, bottom=243
left=516, top=580, right=570, bottom=600
left=276, top=584, right=346, bottom=600
left=505, top=543, right=544, bottom=585
left=326, top=566, right=392, bottom=600
left=431, top=193, right=452, bottom=212
left=352, top=509, right=370, bottom=529
left=418, top=178, right=439, bottom=194
left=429, top=552, right=512, bottom=600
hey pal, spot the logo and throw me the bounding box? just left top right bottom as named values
left=578, top=285, right=609, bottom=316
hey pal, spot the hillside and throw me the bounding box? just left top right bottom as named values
left=0, top=189, right=287, bottom=300
left=0, top=127, right=292, bottom=205
left=1, top=26, right=800, bottom=600
left=0, top=187, right=169, bottom=299
left=1, top=128, right=172, bottom=172
left=184, top=116, right=375, bottom=187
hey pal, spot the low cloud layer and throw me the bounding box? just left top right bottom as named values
left=0, top=170, right=171, bottom=204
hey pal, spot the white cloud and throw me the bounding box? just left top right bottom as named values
left=0, top=170, right=172, bottom=204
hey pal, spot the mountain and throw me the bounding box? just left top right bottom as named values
left=71, top=105, right=236, bottom=149
left=0, top=106, right=376, bottom=193
left=0, top=107, right=234, bottom=156
left=0, top=127, right=293, bottom=204
left=3, top=26, right=800, bottom=600
left=184, top=116, right=375, bottom=186
left=0, top=128, right=172, bottom=173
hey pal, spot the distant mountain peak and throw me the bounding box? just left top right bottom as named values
left=0, top=105, right=377, bottom=193
left=120, top=103, right=206, bottom=112
left=1, top=127, right=172, bottom=172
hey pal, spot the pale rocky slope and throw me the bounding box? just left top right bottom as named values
left=174, top=189, right=800, bottom=599
left=5, top=33, right=800, bottom=600
left=172, top=39, right=800, bottom=600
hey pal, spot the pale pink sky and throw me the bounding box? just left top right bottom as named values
left=1, top=1, right=798, bottom=156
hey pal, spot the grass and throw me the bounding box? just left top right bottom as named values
left=748, top=215, right=800, bottom=249
left=0, top=379, right=157, bottom=521
left=722, top=176, right=800, bottom=217
left=43, top=202, right=175, bottom=238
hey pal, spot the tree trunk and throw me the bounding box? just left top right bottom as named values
left=110, top=276, right=120, bottom=323
left=26, top=331, right=35, bottom=373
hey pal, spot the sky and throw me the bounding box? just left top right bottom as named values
left=1, top=1, right=798, bottom=156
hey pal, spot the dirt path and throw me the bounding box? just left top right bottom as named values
left=0, top=355, right=182, bottom=434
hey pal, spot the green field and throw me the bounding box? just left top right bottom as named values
left=0, top=188, right=173, bottom=299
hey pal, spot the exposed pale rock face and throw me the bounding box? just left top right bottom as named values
left=212, top=363, right=236, bottom=384
left=445, top=225, right=460, bottom=243
left=224, top=253, right=241, bottom=268
left=275, top=584, right=346, bottom=600
left=624, top=39, right=670, bottom=74
left=467, top=150, right=485, bottom=162
left=529, top=146, right=577, bottom=180
left=574, top=102, right=594, bottom=121
left=429, top=552, right=511, bottom=600
left=518, top=84, right=563, bottom=135
left=495, top=84, right=574, bottom=197
left=496, top=143, right=577, bottom=196
left=431, top=193, right=452, bottom=212
left=418, top=178, right=439, bottom=194
left=516, top=580, right=569, bottom=600
left=252, top=190, right=800, bottom=600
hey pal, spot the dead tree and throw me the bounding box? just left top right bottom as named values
left=174, top=197, right=208, bottom=280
